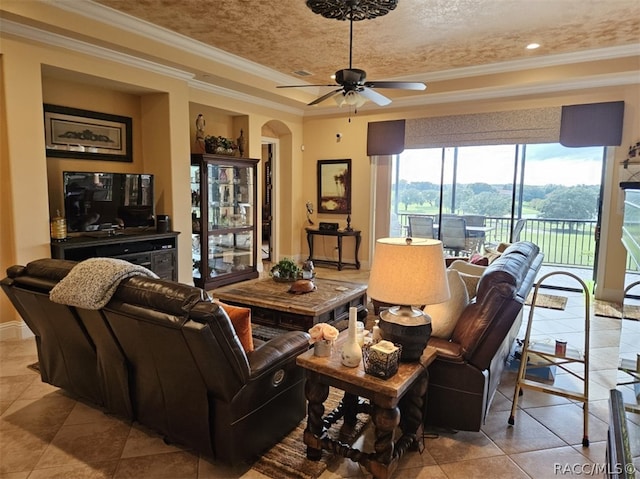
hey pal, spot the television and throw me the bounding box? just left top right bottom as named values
left=63, top=171, right=154, bottom=232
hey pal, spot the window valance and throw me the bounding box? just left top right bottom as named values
left=367, top=101, right=625, bottom=155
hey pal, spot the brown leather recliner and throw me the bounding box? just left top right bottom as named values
left=425, top=241, right=543, bottom=431
left=1, top=259, right=108, bottom=409
left=2, top=258, right=311, bottom=465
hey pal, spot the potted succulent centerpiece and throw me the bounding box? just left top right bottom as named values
left=269, top=258, right=302, bottom=282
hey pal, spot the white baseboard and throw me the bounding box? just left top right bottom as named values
left=0, top=321, right=34, bottom=341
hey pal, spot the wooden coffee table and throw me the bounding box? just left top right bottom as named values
left=297, top=331, right=437, bottom=479
left=212, top=277, right=367, bottom=332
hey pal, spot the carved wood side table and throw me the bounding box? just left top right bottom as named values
left=296, top=332, right=437, bottom=479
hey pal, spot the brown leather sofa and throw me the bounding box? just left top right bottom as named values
left=424, top=241, right=543, bottom=431
left=1, top=258, right=310, bottom=465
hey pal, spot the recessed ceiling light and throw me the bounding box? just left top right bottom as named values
left=526, top=43, right=541, bottom=50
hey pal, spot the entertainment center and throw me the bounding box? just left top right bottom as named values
left=49, top=170, right=180, bottom=280
left=50, top=231, right=179, bottom=281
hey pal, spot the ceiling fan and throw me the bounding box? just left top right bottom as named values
left=277, top=0, right=426, bottom=107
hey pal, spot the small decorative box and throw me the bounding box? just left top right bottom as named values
left=362, top=341, right=402, bottom=379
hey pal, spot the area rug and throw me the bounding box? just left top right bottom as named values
left=594, top=299, right=640, bottom=320
left=251, top=387, right=370, bottom=479
left=525, top=292, right=568, bottom=310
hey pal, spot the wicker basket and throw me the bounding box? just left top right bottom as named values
left=362, top=342, right=402, bottom=379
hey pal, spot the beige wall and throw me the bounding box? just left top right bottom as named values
left=0, top=56, right=17, bottom=326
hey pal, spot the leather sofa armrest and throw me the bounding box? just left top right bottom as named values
left=6, top=265, right=26, bottom=278
left=429, top=337, right=464, bottom=362
left=248, top=331, right=310, bottom=377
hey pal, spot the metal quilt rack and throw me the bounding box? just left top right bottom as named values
left=616, top=280, right=640, bottom=414
left=508, top=271, right=591, bottom=447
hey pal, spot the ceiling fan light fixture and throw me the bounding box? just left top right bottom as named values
left=335, top=90, right=367, bottom=108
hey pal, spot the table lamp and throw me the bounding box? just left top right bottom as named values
left=367, top=237, right=450, bottom=361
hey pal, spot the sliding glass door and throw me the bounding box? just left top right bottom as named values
left=388, top=143, right=608, bottom=283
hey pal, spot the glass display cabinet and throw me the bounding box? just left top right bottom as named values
left=191, top=154, right=259, bottom=289
left=621, top=182, right=640, bottom=268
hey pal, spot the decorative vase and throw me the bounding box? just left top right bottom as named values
left=314, top=339, right=333, bottom=357
left=237, top=129, right=245, bottom=157
left=341, top=307, right=363, bottom=367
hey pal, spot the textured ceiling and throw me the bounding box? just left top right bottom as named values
left=95, top=0, right=640, bottom=86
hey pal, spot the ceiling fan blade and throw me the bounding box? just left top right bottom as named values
left=359, top=87, right=392, bottom=106
left=308, top=88, right=344, bottom=106
left=277, top=84, right=339, bottom=88
left=363, top=81, right=427, bottom=91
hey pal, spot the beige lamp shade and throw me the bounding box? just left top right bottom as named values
left=367, top=237, right=450, bottom=307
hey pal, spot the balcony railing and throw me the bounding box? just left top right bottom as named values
left=395, top=214, right=638, bottom=271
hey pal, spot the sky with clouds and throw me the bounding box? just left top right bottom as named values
left=397, top=143, right=604, bottom=186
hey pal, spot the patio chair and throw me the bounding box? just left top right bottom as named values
left=408, top=215, right=434, bottom=239
left=440, top=216, right=471, bottom=256
left=463, top=215, right=486, bottom=227
left=512, top=219, right=526, bottom=242
left=464, top=214, right=487, bottom=249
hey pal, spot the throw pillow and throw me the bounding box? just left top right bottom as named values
left=458, top=273, right=482, bottom=299
left=424, top=269, right=469, bottom=340
left=215, top=300, right=254, bottom=353
left=482, top=242, right=511, bottom=264
left=448, top=260, right=485, bottom=298
left=469, top=253, right=489, bottom=266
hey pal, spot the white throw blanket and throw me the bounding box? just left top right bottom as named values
left=50, top=257, right=158, bottom=310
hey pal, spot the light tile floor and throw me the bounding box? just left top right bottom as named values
left=1, top=265, right=639, bottom=479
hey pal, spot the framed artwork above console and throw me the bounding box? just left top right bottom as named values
left=317, top=159, right=351, bottom=214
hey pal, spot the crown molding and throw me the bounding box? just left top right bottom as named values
left=399, top=44, right=640, bottom=83
left=189, top=79, right=305, bottom=117
left=0, top=18, right=194, bottom=82
left=1, top=18, right=303, bottom=116
left=420, top=71, right=640, bottom=105
left=48, top=0, right=304, bottom=86
left=303, top=71, right=640, bottom=117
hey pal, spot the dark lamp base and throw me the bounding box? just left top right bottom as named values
left=378, top=307, right=431, bottom=362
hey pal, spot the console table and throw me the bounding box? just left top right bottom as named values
left=297, top=332, right=437, bottom=479
left=305, top=228, right=361, bottom=271
left=50, top=230, right=179, bottom=281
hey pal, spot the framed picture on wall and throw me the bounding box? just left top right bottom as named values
left=317, top=159, right=351, bottom=214
left=44, top=104, right=133, bottom=162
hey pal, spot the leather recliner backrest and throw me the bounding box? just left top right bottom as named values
left=1, top=259, right=103, bottom=405
left=101, top=301, right=214, bottom=455
left=102, top=276, right=250, bottom=457
left=451, top=241, right=540, bottom=370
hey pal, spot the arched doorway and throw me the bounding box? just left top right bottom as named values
left=261, top=120, right=293, bottom=266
